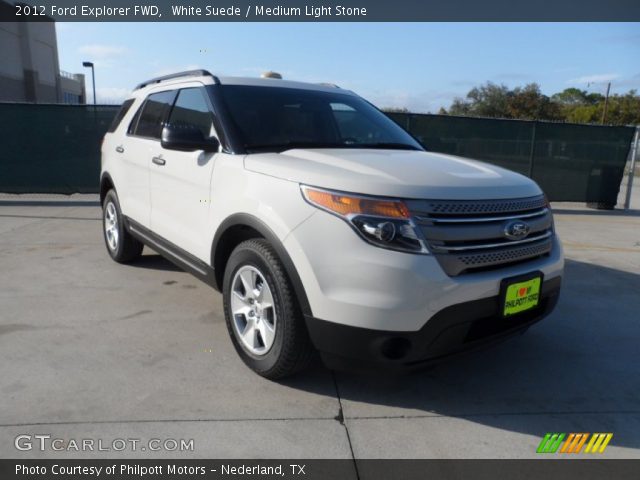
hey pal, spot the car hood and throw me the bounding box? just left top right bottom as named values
left=244, top=149, right=542, bottom=200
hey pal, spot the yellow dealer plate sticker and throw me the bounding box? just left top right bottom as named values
left=503, top=277, right=541, bottom=316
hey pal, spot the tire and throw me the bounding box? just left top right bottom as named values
left=102, top=189, right=143, bottom=263
left=223, top=239, right=314, bottom=379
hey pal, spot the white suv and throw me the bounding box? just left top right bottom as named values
left=101, top=70, right=564, bottom=379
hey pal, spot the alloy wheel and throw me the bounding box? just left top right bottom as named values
left=230, top=265, right=277, bottom=355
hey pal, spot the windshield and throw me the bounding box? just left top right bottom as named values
left=217, top=85, right=423, bottom=153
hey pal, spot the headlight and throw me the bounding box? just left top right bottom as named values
left=301, top=185, right=429, bottom=254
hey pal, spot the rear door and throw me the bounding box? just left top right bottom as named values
left=149, top=85, right=219, bottom=260
left=120, top=90, right=176, bottom=227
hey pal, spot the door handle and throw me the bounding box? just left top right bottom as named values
left=115, top=145, right=124, bottom=153
left=152, top=156, right=166, bottom=166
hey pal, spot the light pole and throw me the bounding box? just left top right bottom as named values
left=82, top=61, right=96, bottom=105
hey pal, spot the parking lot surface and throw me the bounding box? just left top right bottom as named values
left=1, top=192, right=639, bottom=461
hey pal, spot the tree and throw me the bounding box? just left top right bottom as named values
left=564, top=104, right=600, bottom=124
left=445, top=82, right=639, bottom=125
left=550, top=88, right=640, bottom=125
left=551, top=88, right=590, bottom=106
left=506, top=83, right=562, bottom=120
left=449, top=82, right=562, bottom=120
left=447, top=97, right=470, bottom=116
left=604, top=90, right=640, bottom=125
left=380, top=107, right=409, bottom=113
left=551, top=88, right=605, bottom=123
left=449, top=82, right=511, bottom=118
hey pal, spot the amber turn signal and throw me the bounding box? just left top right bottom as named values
left=302, top=187, right=410, bottom=219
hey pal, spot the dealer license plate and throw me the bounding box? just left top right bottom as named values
left=501, top=275, right=542, bottom=317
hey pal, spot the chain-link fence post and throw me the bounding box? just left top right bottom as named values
left=527, top=121, right=537, bottom=178
left=623, top=126, right=639, bottom=210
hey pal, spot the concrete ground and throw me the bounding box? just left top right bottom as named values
left=0, top=189, right=639, bottom=463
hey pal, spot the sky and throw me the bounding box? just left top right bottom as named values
left=56, top=22, right=640, bottom=110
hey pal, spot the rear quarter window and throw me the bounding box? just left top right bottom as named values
left=107, top=99, right=134, bottom=133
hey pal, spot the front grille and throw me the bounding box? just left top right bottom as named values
left=407, top=195, right=554, bottom=276
left=457, top=241, right=552, bottom=266
left=413, top=196, right=548, bottom=216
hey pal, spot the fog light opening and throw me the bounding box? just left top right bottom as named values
left=380, top=337, right=411, bottom=360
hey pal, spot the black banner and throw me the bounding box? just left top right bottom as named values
left=2, top=460, right=640, bottom=480
left=2, top=0, right=640, bottom=22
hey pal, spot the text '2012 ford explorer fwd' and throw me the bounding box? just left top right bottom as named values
left=100, top=70, right=563, bottom=379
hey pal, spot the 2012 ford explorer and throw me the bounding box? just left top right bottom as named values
left=100, top=70, right=564, bottom=379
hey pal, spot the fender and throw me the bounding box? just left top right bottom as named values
left=211, top=213, right=312, bottom=317
left=99, top=172, right=115, bottom=205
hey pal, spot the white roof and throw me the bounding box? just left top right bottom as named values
left=133, top=72, right=352, bottom=96
left=217, top=76, right=347, bottom=93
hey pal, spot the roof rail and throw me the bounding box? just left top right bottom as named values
left=317, top=82, right=340, bottom=88
left=134, top=69, right=219, bottom=90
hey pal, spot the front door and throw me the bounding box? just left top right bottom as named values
left=149, top=85, right=218, bottom=261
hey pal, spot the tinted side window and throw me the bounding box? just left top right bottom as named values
left=167, top=88, right=215, bottom=139
left=107, top=98, right=134, bottom=133
left=133, top=90, right=176, bottom=139
left=127, top=105, right=143, bottom=135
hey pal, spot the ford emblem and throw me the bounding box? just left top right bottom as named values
left=504, top=221, right=530, bottom=240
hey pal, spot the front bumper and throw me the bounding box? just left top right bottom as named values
left=285, top=208, right=564, bottom=332
left=305, top=276, right=561, bottom=371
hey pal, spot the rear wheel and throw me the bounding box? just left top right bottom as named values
left=102, top=190, right=143, bottom=263
left=223, top=239, right=314, bottom=379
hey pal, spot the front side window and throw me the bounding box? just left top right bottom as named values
left=166, top=88, right=216, bottom=140
left=217, top=85, right=422, bottom=153
left=131, top=90, right=176, bottom=139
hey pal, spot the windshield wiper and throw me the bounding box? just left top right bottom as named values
left=244, top=141, right=423, bottom=153
left=354, top=142, right=422, bottom=151
left=244, top=141, right=345, bottom=153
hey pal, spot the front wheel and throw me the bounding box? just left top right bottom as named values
left=223, top=239, right=314, bottom=379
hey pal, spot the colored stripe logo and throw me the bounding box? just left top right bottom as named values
left=537, top=433, right=613, bottom=454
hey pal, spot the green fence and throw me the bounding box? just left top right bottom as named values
left=0, top=103, right=635, bottom=207
left=0, top=103, right=118, bottom=194
left=388, top=113, right=635, bottom=207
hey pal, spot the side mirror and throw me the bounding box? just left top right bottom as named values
left=161, top=124, right=219, bottom=152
